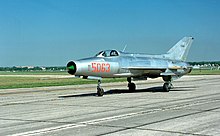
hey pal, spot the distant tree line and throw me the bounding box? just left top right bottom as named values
left=189, top=61, right=220, bottom=66
left=0, top=66, right=66, bottom=72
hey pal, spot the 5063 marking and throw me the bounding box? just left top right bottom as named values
left=91, top=63, right=110, bottom=73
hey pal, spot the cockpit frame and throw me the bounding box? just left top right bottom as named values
left=95, top=50, right=119, bottom=57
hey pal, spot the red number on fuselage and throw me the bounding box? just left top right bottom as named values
left=106, top=63, right=110, bottom=72
left=92, top=63, right=97, bottom=72
left=101, top=63, right=106, bottom=72
left=91, top=63, right=110, bottom=73
left=97, top=63, right=101, bottom=72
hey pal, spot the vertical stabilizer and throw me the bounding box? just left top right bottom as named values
left=166, top=37, right=194, bottom=61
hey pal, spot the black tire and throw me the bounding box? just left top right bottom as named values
left=128, top=82, right=136, bottom=91
left=168, top=83, right=173, bottom=89
left=97, top=87, right=104, bottom=96
left=163, top=83, right=169, bottom=92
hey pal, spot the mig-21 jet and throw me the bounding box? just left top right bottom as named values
left=67, top=37, right=194, bottom=96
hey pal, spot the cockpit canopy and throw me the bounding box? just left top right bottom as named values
left=95, top=50, right=120, bottom=57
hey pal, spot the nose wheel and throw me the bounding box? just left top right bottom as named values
left=97, top=80, right=104, bottom=96
left=127, top=77, right=136, bottom=91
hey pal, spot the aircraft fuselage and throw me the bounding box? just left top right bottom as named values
left=67, top=37, right=194, bottom=96
left=68, top=52, right=191, bottom=79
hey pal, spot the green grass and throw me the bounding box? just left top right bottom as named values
left=0, top=76, right=126, bottom=89
left=1, top=69, right=220, bottom=89
left=189, top=69, right=220, bottom=75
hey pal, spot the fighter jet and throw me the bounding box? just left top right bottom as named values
left=67, top=37, right=194, bottom=96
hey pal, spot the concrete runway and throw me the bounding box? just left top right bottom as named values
left=0, top=75, right=220, bottom=136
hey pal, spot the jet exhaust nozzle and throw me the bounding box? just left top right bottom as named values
left=67, top=61, right=77, bottom=75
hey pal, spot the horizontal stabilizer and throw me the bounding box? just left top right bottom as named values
left=160, top=72, right=176, bottom=76
left=160, top=69, right=176, bottom=76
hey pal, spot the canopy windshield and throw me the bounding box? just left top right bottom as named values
left=95, top=50, right=119, bottom=57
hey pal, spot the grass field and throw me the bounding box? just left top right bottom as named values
left=0, top=76, right=126, bottom=89
left=189, top=69, right=220, bottom=75
left=0, top=69, right=220, bottom=89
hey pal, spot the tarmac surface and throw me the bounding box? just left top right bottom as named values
left=0, top=75, right=220, bottom=136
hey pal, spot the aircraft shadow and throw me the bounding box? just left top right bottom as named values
left=59, top=93, right=97, bottom=98
left=59, top=86, right=195, bottom=98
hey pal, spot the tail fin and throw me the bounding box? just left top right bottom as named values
left=166, top=37, right=194, bottom=61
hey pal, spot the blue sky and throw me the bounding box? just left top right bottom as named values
left=0, top=0, right=220, bottom=66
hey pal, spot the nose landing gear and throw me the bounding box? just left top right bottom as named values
left=97, top=80, right=104, bottom=96
left=127, top=77, right=136, bottom=91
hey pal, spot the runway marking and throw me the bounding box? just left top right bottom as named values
left=9, top=99, right=219, bottom=136
left=10, top=124, right=87, bottom=136
left=9, top=109, right=161, bottom=136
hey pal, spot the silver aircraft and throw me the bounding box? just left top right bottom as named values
left=67, top=37, right=194, bottom=96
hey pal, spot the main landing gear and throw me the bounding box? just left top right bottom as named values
left=96, top=77, right=136, bottom=96
left=163, top=82, right=173, bottom=92
left=97, top=80, right=104, bottom=96
left=96, top=76, right=171, bottom=96
left=127, top=77, right=136, bottom=91
left=162, top=76, right=174, bottom=92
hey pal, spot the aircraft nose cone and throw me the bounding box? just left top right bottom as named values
left=67, top=61, right=77, bottom=75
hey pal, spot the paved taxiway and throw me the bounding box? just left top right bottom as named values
left=0, top=75, right=220, bottom=136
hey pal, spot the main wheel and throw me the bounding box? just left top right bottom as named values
left=97, top=87, right=104, bottom=96
left=168, top=83, right=174, bottom=89
left=163, top=83, right=170, bottom=92
left=128, top=82, right=136, bottom=91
